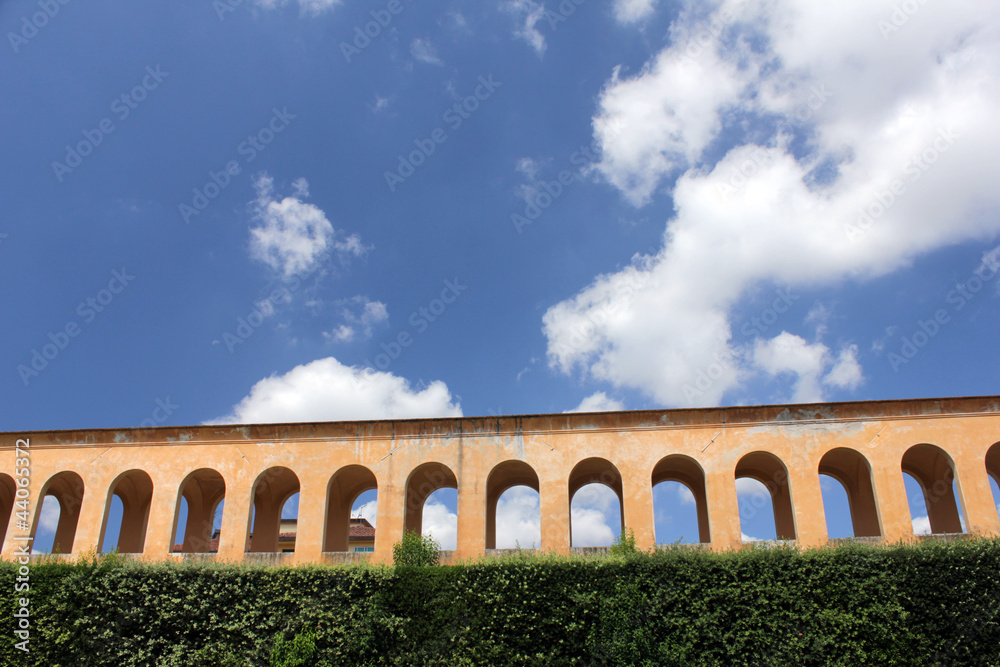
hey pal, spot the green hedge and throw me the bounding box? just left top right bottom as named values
left=3, top=540, right=1000, bottom=666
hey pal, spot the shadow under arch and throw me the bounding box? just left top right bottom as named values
left=324, top=465, right=378, bottom=552
left=651, top=454, right=710, bottom=543
left=404, top=462, right=458, bottom=535
left=486, top=460, right=540, bottom=549
left=0, top=474, right=15, bottom=549
left=99, top=469, right=154, bottom=553
left=735, top=451, right=795, bottom=540
left=246, top=467, right=300, bottom=553
left=33, top=471, right=85, bottom=554
left=568, top=457, right=623, bottom=547
left=818, top=447, right=881, bottom=538
left=901, top=443, right=965, bottom=534
left=174, top=468, right=226, bottom=553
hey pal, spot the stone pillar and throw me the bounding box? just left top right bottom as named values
left=788, top=467, right=827, bottom=547
left=142, top=481, right=179, bottom=558
left=620, top=462, right=655, bottom=551
left=373, top=467, right=404, bottom=565
left=293, top=477, right=325, bottom=566
left=953, top=451, right=1000, bottom=536
left=70, top=482, right=106, bottom=557
left=870, top=462, right=913, bottom=544
left=455, top=478, right=485, bottom=560
left=539, top=475, right=570, bottom=554
left=705, top=468, right=741, bottom=551
left=216, top=472, right=252, bottom=563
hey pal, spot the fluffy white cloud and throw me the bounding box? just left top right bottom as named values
left=208, top=357, right=462, bottom=424
left=566, top=391, right=625, bottom=413
left=410, top=38, right=443, bottom=65
left=249, top=174, right=365, bottom=279
left=571, top=483, right=619, bottom=546
left=503, top=0, right=547, bottom=56
left=545, top=0, right=1000, bottom=408
left=912, top=515, right=931, bottom=535
left=753, top=333, right=863, bottom=403
left=422, top=499, right=457, bottom=551
left=253, top=0, right=343, bottom=16
left=613, top=0, right=658, bottom=25
left=494, top=486, right=542, bottom=549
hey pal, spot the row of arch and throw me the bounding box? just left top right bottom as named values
left=4, top=442, right=1000, bottom=555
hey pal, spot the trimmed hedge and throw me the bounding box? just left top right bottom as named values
left=3, top=540, right=1000, bottom=666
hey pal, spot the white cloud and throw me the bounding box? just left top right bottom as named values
left=752, top=333, right=862, bottom=403
left=503, top=0, right=547, bottom=56
left=325, top=297, right=389, bottom=343
left=741, top=532, right=761, bottom=542
left=735, top=476, right=769, bottom=500
left=352, top=499, right=378, bottom=527
left=676, top=483, right=695, bottom=505
left=566, top=391, right=625, bottom=413
left=494, top=486, right=541, bottom=549
left=912, top=515, right=931, bottom=535
left=249, top=174, right=366, bottom=280
left=544, top=0, right=1000, bottom=408
left=422, top=500, right=457, bottom=550
left=410, top=38, right=444, bottom=65
left=253, top=0, right=343, bottom=16
left=208, top=357, right=462, bottom=424
left=571, top=483, right=619, bottom=546
left=613, top=0, right=657, bottom=25
left=37, top=496, right=60, bottom=533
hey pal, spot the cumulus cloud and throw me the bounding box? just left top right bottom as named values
left=753, top=333, right=863, bottom=403
left=423, top=499, right=458, bottom=550
left=566, top=391, right=625, bottom=413
left=613, top=0, right=658, bottom=25
left=208, top=357, right=462, bottom=424
left=495, top=486, right=542, bottom=549
left=503, top=0, right=547, bottom=56
left=249, top=174, right=366, bottom=280
left=410, top=38, right=443, bottom=65
left=571, top=483, right=619, bottom=546
left=544, top=0, right=1000, bottom=407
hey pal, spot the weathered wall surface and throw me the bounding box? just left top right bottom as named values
left=3, top=396, right=1000, bottom=565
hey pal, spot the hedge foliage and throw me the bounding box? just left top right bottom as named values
left=3, top=539, right=1000, bottom=666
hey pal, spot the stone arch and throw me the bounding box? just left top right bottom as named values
left=33, top=471, right=85, bottom=554
left=246, top=467, right=300, bottom=553
left=404, top=462, right=458, bottom=535
left=901, top=443, right=965, bottom=534
left=735, top=451, right=795, bottom=540
left=324, top=465, right=378, bottom=552
left=568, top=457, right=624, bottom=547
left=173, top=468, right=226, bottom=553
left=486, top=460, right=540, bottom=550
left=651, top=454, right=710, bottom=543
left=818, top=448, right=881, bottom=538
left=987, top=442, right=1000, bottom=488
left=0, top=473, right=15, bottom=549
left=99, top=469, right=154, bottom=553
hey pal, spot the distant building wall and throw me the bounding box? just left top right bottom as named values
left=3, top=396, right=1000, bottom=565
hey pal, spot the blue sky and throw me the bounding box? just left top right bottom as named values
left=6, top=0, right=1000, bottom=551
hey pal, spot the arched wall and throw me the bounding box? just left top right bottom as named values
left=0, top=474, right=15, bottom=550
left=819, top=448, right=881, bottom=538
left=99, top=469, right=154, bottom=554
left=3, top=396, right=1000, bottom=564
